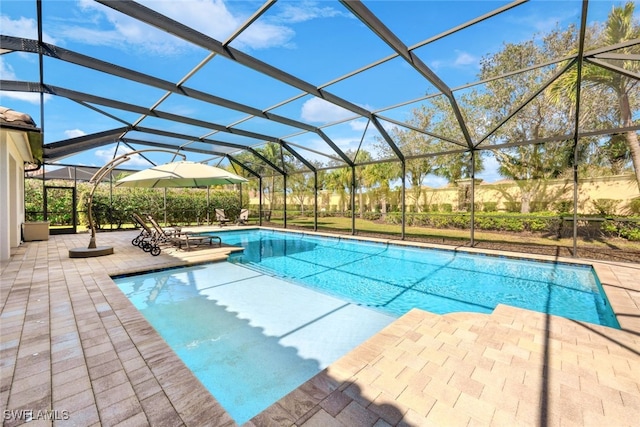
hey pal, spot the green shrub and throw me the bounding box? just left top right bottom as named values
left=600, top=220, right=617, bottom=235
left=504, top=201, right=521, bottom=213
left=628, top=198, right=640, bottom=215
left=483, top=202, right=498, bottom=212
left=554, top=200, right=572, bottom=214
left=592, top=199, right=620, bottom=216
left=621, top=227, right=640, bottom=241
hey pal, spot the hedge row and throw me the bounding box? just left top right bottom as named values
left=87, top=186, right=245, bottom=229
left=369, top=211, right=640, bottom=241
left=25, top=179, right=246, bottom=229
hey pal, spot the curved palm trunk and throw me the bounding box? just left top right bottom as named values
left=620, top=92, right=640, bottom=191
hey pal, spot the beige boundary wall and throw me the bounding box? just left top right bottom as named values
left=250, top=174, right=639, bottom=215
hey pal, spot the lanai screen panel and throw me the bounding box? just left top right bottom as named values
left=0, top=0, right=637, bottom=184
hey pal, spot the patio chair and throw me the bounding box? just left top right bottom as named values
left=147, top=214, right=221, bottom=251
left=171, top=233, right=222, bottom=250
left=131, top=213, right=163, bottom=256
left=146, top=214, right=181, bottom=239
left=215, top=209, right=231, bottom=227
left=237, top=209, right=249, bottom=225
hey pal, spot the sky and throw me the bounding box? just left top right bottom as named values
left=0, top=0, right=626, bottom=185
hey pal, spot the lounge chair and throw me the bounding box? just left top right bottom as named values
left=215, top=209, right=230, bottom=226
left=237, top=209, right=249, bottom=225
left=146, top=213, right=221, bottom=250
left=171, top=233, right=221, bottom=250
left=146, top=214, right=181, bottom=239
left=131, top=213, right=163, bottom=256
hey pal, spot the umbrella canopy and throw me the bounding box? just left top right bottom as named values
left=115, top=161, right=248, bottom=188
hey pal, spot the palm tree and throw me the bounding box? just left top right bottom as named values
left=325, top=164, right=351, bottom=214
left=549, top=1, right=640, bottom=190
left=256, top=142, right=287, bottom=211
left=362, top=161, right=395, bottom=216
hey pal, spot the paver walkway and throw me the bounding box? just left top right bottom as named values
left=1, top=229, right=638, bottom=426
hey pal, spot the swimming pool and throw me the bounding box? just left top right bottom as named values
left=222, top=229, right=619, bottom=328
left=114, top=262, right=394, bottom=424
left=115, top=228, right=619, bottom=423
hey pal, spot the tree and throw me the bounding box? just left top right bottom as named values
left=353, top=150, right=373, bottom=218
left=288, top=160, right=323, bottom=215
left=325, top=163, right=351, bottom=213
left=376, top=107, right=438, bottom=212
left=361, top=161, right=395, bottom=215
left=548, top=1, right=640, bottom=190
left=478, top=27, right=581, bottom=212
left=376, top=103, right=483, bottom=212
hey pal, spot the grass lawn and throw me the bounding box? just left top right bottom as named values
left=273, top=216, right=640, bottom=252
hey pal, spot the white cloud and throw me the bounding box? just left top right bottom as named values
left=430, top=50, right=478, bottom=71
left=64, top=129, right=86, bottom=139
left=0, top=15, right=56, bottom=43
left=0, top=56, right=50, bottom=104
left=274, top=1, right=348, bottom=24
left=301, top=98, right=354, bottom=123
left=234, top=22, right=295, bottom=50
left=0, top=57, right=17, bottom=80
left=94, top=146, right=150, bottom=167
left=0, top=90, right=51, bottom=104
left=349, top=120, right=368, bottom=132
left=69, top=0, right=297, bottom=53
left=453, top=51, right=477, bottom=67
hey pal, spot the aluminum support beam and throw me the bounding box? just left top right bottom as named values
left=96, top=1, right=374, bottom=120
left=474, top=59, right=577, bottom=147
left=43, top=127, right=130, bottom=159
left=572, top=0, right=590, bottom=258
left=340, top=0, right=475, bottom=149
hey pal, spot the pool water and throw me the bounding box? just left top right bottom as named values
left=222, top=229, right=619, bottom=328
left=115, top=228, right=619, bottom=424
left=114, top=262, right=395, bottom=424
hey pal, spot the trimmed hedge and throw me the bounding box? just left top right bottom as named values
left=25, top=179, right=246, bottom=229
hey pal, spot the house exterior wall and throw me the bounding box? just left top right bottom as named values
left=0, top=131, right=29, bottom=261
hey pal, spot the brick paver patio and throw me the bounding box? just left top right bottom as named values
left=1, top=229, right=638, bottom=426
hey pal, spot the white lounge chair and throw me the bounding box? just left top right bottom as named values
left=237, top=209, right=249, bottom=225
left=215, top=209, right=230, bottom=226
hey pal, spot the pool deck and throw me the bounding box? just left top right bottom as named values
left=1, top=227, right=638, bottom=426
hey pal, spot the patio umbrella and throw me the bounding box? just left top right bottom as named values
left=115, top=161, right=248, bottom=188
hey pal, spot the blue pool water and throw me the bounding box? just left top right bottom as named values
left=115, top=228, right=619, bottom=424
left=114, top=262, right=394, bottom=424
left=222, top=229, right=618, bottom=328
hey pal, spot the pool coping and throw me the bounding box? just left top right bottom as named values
left=1, top=228, right=638, bottom=426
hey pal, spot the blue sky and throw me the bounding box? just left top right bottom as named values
left=0, top=0, right=624, bottom=185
